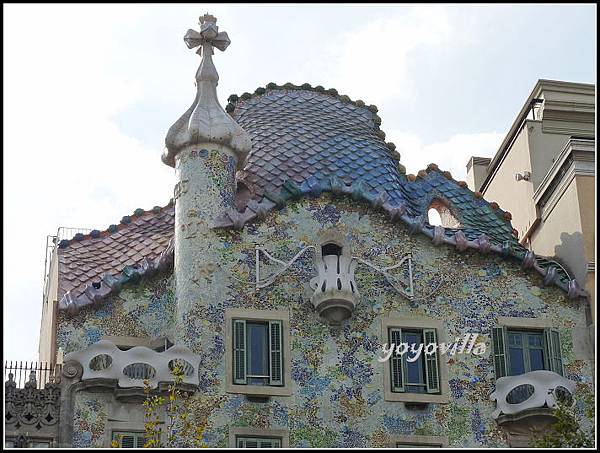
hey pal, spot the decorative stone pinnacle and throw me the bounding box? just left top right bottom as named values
left=163, top=14, right=251, bottom=168
left=183, top=14, right=231, bottom=57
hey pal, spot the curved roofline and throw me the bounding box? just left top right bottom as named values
left=57, top=161, right=586, bottom=315
left=226, top=82, right=404, bottom=168
left=214, top=168, right=585, bottom=300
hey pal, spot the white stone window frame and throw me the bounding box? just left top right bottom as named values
left=229, top=427, right=289, bottom=448
left=391, top=434, right=449, bottom=447
left=381, top=316, right=450, bottom=404
left=225, top=308, right=292, bottom=397
left=104, top=420, right=165, bottom=448
left=110, top=430, right=147, bottom=448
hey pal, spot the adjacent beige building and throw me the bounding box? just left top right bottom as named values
left=467, top=79, right=595, bottom=320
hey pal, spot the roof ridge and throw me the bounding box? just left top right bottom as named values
left=58, top=199, right=174, bottom=249
left=213, top=176, right=585, bottom=299
left=225, top=82, right=403, bottom=166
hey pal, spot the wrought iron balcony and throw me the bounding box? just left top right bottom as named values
left=490, top=370, right=576, bottom=424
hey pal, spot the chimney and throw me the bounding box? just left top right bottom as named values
left=466, top=156, right=491, bottom=192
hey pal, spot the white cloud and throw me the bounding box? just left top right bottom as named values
left=321, top=6, right=452, bottom=105
left=386, top=131, right=505, bottom=181
left=3, top=5, right=174, bottom=361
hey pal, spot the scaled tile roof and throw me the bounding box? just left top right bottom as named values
left=56, top=83, right=586, bottom=313
left=233, top=86, right=404, bottom=206
left=221, top=85, right=518, bottom=248
left=57, top=204, right=175, bottom=313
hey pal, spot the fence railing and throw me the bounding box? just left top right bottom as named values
left=42, top=226, right=91, bottom=304
left=4, top=361, right=62, bottom=389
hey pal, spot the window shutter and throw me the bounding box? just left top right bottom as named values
left=423, top=328, right=440, bottom=393
left=259, top=439, right=280, bottom=448
left=491, top=326, right=508, bottom=378
left=233, top=319, right=247, bottom=384
left=121, top=436, right=135, bottom=448
left=136, top=433, right=147, bottom=448
left=545, top=328, right=564, bottom=376
left=239, top=438, right=258, bottom=448
left=269, top=320, right=283, bottom=386
left=237, top=437, right=280, bottom=448
left=389, top=328, right=405, bottom=392
left=113, top=432, right=145, bottom=448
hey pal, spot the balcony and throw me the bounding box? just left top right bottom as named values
left=310, top=243, right=359, bottom=326
left=490, top=370, right=576, bottom=440
left=64, top=340, right=201, bottom=394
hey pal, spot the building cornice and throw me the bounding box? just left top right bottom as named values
left=534, top=138, right=595, bottom=222
left=481, top=80, right=595, bottom=194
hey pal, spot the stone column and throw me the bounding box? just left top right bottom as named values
left=163, top=14, right=250, bottom=352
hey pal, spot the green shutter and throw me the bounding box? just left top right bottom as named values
left=269, top=320, right=283, bottom=386
left=545, top=328, right=564, bottom=376
left=389, top=328, right=405, bottom=392
left=233, top=319, right=247, bottom=384
left=492, top=327, right=508, bottom=378
left=423, top=328, right=440, bottom=393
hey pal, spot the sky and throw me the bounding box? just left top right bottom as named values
left=3, top=4, right=596, bottom=362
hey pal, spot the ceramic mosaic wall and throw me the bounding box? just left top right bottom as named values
left=61, top=195, right=594, bottom=447
left=56, top=270, right=175, bottom=355
left=72, top=392, right=110, bottom=448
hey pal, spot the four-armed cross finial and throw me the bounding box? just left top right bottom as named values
left=183, top=13, right=231, bottom=56
left=163, top=12, right=251, bottom=166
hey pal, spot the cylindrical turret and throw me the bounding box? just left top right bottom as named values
left=163, top=14, right=250, bottom=352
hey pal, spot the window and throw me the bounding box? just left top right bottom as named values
left=229, top=428, right=289, bottom=448
left=233, top=319, right=283, bottom=387
left=112, top=431, right=146, bottom=448
left=389, top=327, right=440, bottom=394
left=381, top=317, right=449, bottom=404
left=427, top=199, right=461, bottom=229
left=492, top=326, right=564, bottom=378
left=225, top=309, right=292, bottom=397
left=5, top=438, right=53, bottom=448
left=237, top=436, right=282, bottom=448
left=391, top=435, right=448, bottom=448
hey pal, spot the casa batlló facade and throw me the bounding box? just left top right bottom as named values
left=6, top=14, right=595, bottom=449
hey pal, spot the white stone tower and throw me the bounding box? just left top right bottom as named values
left=163, top=14, right=251, bottom=351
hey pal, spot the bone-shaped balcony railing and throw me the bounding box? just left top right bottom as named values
left=490, top=370, right=576, bottom=420
left=65, top=340, right=200, bottom=389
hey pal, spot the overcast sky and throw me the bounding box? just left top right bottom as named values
left=3, top=4, right=596, bottom=362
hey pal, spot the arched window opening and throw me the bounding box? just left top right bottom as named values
left=428, top=199, right=461, bottom=229
left=322, top=243, right=343, bottom=257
